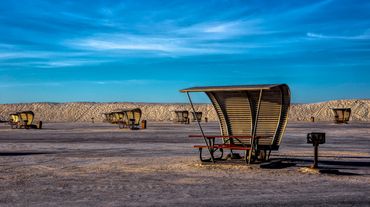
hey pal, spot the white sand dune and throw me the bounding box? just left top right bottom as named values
left=0, top=99, right=369, bottom=122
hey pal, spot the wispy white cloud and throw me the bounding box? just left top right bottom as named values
left=0, top=47, right=108, bottom=68
left=307, top=32, right=370, bottom=40
left=65, top=33, right=252, bottom=56
left=0, top=57, right=109, bottom=69
left=0, top=82, right=62, bottom=88
left=0, top=79, right=169, bottom=88
left=0, top=51, right=53, bottom=59
left=175, top=19, right=271, bottom=39
left=187, top=21, right=249, bottom=35
left=38, top=59, right=109, bottom=68
left=91, top=79, right=166, bottom=85
left=75, top=38, right=175, bottom=52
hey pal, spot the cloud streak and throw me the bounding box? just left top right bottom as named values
left=307, top=32, right=370, bottom=40
left=0, top=79, right=176, bottom=88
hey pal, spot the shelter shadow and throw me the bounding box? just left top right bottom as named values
left=0, top=152, right=54, bottom=157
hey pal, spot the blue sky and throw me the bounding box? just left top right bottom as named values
left=0, top=0, right=370, bottom=103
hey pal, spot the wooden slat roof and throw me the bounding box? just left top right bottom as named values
left=180, top=84, right=285, bottom=92
left=114, top=108, right=141, bottom=113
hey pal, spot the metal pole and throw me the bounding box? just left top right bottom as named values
left=248, top=89, right=263, bottom=164
left=186, top=92, right=215, bottom=163
left=313, top=144, right=319, bottom=168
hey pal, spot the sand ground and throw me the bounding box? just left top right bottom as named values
left=0, top=121, right=369, bottom=206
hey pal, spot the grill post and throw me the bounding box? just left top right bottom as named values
left=307, top=132, right=326, bottom=169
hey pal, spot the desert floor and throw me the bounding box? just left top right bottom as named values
left=0, top=121, right=369, bottom=206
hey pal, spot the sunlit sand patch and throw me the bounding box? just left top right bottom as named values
left=29, top=157, right=257, bottom=177
left=298, top=167, right=321, bottom=174
left=191, top=162, right=253, bottom=170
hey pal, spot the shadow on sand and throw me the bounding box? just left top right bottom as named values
left=0, top=152, right=55, bottom=157
left=260, top=160, right=296, bottom=169
left=280, top=157, right=370, bottom=176
left=276, top=154, right=370, bottom=160
left=284, top=158, right=370, bottom=168
left=318, top=169, right=360, bottom=176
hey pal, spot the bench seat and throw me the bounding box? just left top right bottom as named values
left=193, top=144, right=251, bottom=151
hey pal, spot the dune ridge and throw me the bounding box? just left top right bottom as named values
left=0, top=99, right=369, bottom=122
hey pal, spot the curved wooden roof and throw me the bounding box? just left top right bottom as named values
left=181, top=84, right=291, bottom=150
left=332, top=108, right=351, bottom=111
left=332, top=108, right=351, bottom=123
left=180, top=84, right=283, bottom=92
left=17, top=111, right=35, bottom=125
left=108, top=108, right=142, bottom=125
left=118, top=108, right=142, bottom=113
